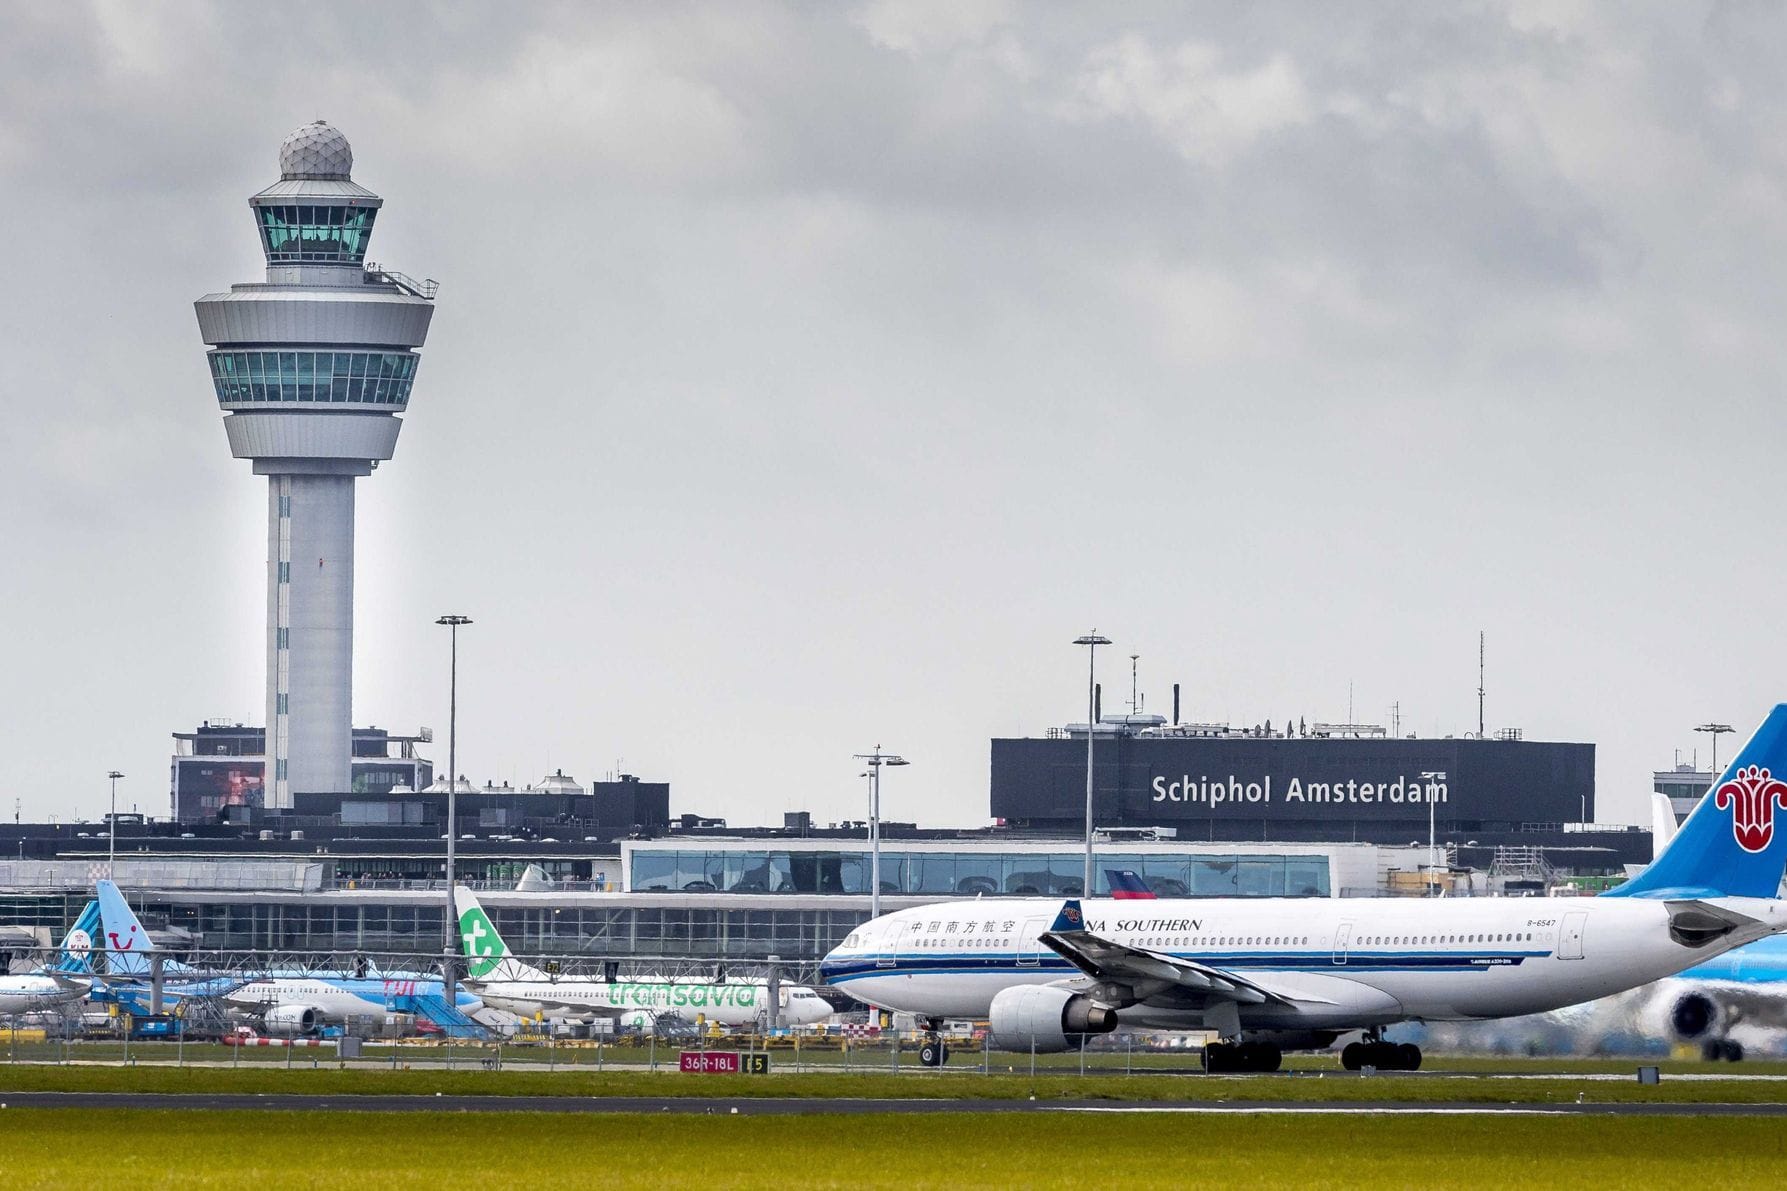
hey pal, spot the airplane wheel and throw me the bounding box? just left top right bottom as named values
left=1203, top=1043, right=1233, bottom=1073
left=1250, top=1043, right=1282, bottom=1073
left=1396, top=1043, right=1422, bottom=1072
left=1723, top=1039, right=1744, bottom=1063
left=919, top=1040, right=945, bottom=1067
left=1702, top=1039, right=1725, bottom=1062
left=1340, top=1042, right=1365, bottom=1071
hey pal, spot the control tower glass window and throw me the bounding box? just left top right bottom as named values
left=209, top=349, right=418, bottom=405
left=256, top=204, right=377, bottom=263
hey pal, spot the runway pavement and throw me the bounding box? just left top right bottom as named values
left=4, top=1091, right=1787, bottom=1116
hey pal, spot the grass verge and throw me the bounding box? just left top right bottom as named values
left=4, top=1109, right=1787, bottom=1189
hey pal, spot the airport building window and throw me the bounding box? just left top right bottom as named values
left=256, top=203, right=377, bottom=263
left=208, top=349, right=419, bottom=406
left=627, top=848, right=1330, bottom=899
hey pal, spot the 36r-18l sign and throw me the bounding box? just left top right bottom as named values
left=679, top=1051, right=770, bottom=1074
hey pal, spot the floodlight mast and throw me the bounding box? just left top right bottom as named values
left=1074, top=632, right=1112, bottom=898
left=854, top=748, right=909, bottom=920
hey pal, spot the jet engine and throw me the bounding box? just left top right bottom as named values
left=1669, top=992, right=1720, bottom=1041
left=262, top=1005, right=319, bottom=1037
left=988, top=985, right=1118, bottom=1053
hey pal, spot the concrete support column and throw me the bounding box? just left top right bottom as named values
left=266, top=473, right=355, bottom=804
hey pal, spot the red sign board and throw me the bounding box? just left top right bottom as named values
left=680, top=1051, right=741, bottom=1074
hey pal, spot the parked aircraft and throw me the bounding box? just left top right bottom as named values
left=822, top=705, right=1787, bottom=1071
left=0, top=900, right=100, bottom=1015
left=454, top=886, right=833, bottom=1028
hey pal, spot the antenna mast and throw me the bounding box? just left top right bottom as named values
left=1129, top=654, right=1140, bottom=715
left=1477, top=631, right=1485, bottom=738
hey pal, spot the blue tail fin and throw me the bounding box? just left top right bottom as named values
left=1105, top=868, right=1157, bottom=900
left=49, top=900, right=100, bottom=974
left=1607, top=705, right=1787, bottom=899
left=96, top=879, right=155, bottom=975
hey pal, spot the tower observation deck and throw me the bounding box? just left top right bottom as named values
left=194, top=122, right=436, bottom=808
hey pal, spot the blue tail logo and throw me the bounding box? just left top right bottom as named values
left=1609, top=705, right=1787, bottom=900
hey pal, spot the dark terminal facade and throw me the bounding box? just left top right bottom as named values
left=992, top=715, right=1601, bottom=854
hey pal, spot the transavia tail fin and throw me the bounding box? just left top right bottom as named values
left=1105, top=869, right=1157, bottom=900
left=454, top=886, right=547, bottom=981
left=49, top=899, right=100, bottom=974
left=95, top=879, right=155, bottom=975
left=1608, top=705, right=1787, bottom=900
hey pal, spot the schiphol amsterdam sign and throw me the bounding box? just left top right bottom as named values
left=1150, top=773, right=1448, bottom=808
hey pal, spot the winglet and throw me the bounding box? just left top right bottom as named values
left=1049, top=899, right=1086, bottom=934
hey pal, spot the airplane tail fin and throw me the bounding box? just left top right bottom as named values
left=49, top=899, right=101, bottom=974
left=96, top=879, right=155, bottom=975
left=1608, top=705, right=1787, bottom=900
left=1104, top=868, right=1157, bottom=900
left=1650, top=792, right=1680, bottom=862
left=454, top=886, right=547, bottom=981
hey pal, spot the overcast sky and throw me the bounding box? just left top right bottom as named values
left=4, top=1, right=1786, bottom=829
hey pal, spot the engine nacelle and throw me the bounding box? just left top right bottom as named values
left=1669, top=992, right=1721, bottom=1041
left=988, top=985, right=1118, bottom=1053
left=262, top=1005, right=319, bottom=1037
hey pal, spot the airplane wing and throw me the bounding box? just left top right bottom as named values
left=1038, top=900, right=1292, bottom=1008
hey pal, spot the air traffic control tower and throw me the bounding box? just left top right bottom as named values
left=195, top=122, right=436, bottom=808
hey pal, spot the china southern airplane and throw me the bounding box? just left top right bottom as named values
left=0, top=900, right=100, bottom=1015
left=454, top=887, right=834, bottom=1028
left=821, top=705, right=1787, bottom=1072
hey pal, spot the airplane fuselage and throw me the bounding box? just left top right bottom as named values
left=470, top=977, right=833, bottom=1027
left=0, top=975, right=87, bottom=1015
left=823, top=894, right=1785, bottom=1031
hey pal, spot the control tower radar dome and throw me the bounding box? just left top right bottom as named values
left=279, top=120, right=353, bottom=180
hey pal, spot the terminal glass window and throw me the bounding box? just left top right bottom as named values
left=625, top=848, right=1330, bottom=899
left=209, top=350, right=419, bottom=406
left=257, top=203, right=377, bottom=263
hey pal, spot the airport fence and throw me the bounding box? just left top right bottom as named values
left=0, top=1014, right=1218, bottom=1075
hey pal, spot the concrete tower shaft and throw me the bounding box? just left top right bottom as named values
left=195, top=122, right=436, bottom=808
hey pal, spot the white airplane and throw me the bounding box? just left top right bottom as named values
left=222, top=975, right=488, bottom=1036
left=821, top=704, right=1787, bottom=1071
left=0, top=899, right=100, bottom=1015
left=93, top=879, right=487, bottom=1036
left=454, top=887, right=833, bottom=1029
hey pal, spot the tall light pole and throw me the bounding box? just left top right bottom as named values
left=855, top=748, right=908, bottom=920
left=1074, top=632, right=1111, bottom=898
left=1696, top=723, right=1734, bottom=777
left=106, top=771, right=124, bottom=880
left=1419, top=770, right=1446, bottom=896
left=436, top=614, right=472, bottom=1003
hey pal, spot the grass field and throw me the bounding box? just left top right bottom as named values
left=2, top=1062, right=1786, bottom=1105
left=4, top=1109, right=1786, bottom=1189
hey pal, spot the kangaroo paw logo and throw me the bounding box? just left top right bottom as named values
left=1714, top=765, right=1787, bottom=853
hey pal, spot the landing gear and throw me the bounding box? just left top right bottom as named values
left=1203, top=1041, right=1282, bottom=1073
left=1701, top=1038, right=1744, bottom=1062
left=918, top=1036, right=950, bottom=1067
left=1340, top=1038, right=1422, bottom=1072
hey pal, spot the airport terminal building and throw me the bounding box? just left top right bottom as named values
left=990, top=715, right=1636, bottom=867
